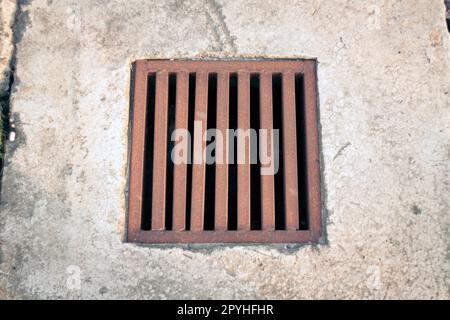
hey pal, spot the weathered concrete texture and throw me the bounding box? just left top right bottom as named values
left=0, top=0, right=16, bottom=96
left=0, top=0, right=449, bottom=299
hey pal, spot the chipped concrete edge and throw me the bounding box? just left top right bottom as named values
left=0, top=0, right=18, bottom=300
left=0, top=0, right=17, bottom=96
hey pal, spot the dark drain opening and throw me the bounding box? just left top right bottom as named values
left=227, top=73, right=238, bottom=230
left=165, top=73, right=177, bottom=230
left=295, top=74, right=309, bottom=230
left=250, top=74, right=262, bottom=230
left=141, top=73, right=156, bottom=230
left=272, top=74, right=285, bottom=230
left=185, top=73, right=196, bottom=231
left=204, top=73, right=217, bottom=230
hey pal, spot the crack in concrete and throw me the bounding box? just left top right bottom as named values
left=333, top=142, right=351, bottom=161
left=204, top=8, right=223, bottom=52
left=204, top=0, right=237, bottom=54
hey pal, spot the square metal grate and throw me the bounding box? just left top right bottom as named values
left=127, top=60, right=321, bottom=243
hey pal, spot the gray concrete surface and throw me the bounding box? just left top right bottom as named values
left=0, top=0, right=449, bottom=299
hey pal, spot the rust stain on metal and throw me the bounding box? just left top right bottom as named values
left=127, top=59, right=322, bottom=244
left=281, top=72, right=300, bottom=231
left=259, top=72, right=275, bottom=231
left=214, top=72, right=230, bottom=231
left=190, top=72, right=209, bottom=231
left=172, top=71, right=189, bottom=231
left=237, top=71, right=251, bottom=230
left=151, top=72, right=169, bottom=230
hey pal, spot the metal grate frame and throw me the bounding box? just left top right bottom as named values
left=127, top=60, right=321, bottom=243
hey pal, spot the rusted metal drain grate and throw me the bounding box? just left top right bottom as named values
left=127, top=60, right=321, bottom=243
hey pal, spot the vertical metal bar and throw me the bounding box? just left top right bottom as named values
left=303, top=61, right=322, bottom=240
left=282, top=72, right=300, bottom=230
left=151, top=71, right=169, bottom=230
left=214, top=72, right=229, bottom=230
left=259, top=72, right=275, bottom=230
left=128, top=62, right=148, bottom=240
left=237, top=71, right=251, bottom=230
left=172, top=72, right=189, bottom=231
left=190, top=72, right=208, bottom=231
